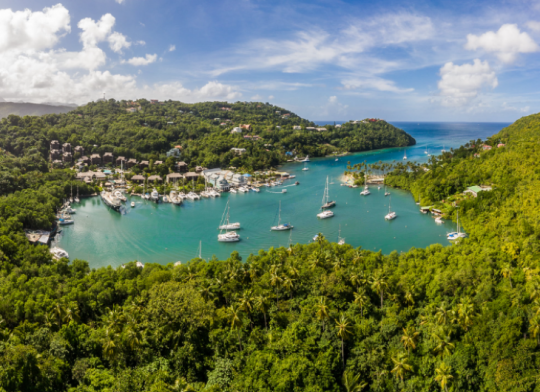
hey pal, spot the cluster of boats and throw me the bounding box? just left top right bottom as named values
left=230, top=186, right=260, bottom=194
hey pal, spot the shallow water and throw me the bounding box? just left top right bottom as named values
left=57, top=122, right=510, bottom=267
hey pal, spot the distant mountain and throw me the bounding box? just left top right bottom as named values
left=0, top=102, right=75, bottom=118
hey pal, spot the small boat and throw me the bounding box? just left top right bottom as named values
left=238, top=187, right=248, bottom=193
left=163, top=195, right=169, bottom=203
left=441, top=145, right=446, bottom=153
left=289, top=175, right=296, bottom=179
left=335, top=158, right=338, bottom=161
left=282, top=189, right=287, bottom=193
left=65, top=206, right=76, bottom=214
left=251, top=187, right=260, bottom=193
left=447, top=211, right=467, bottom=240
left=301, top=155, right=310, bottom=162
left=144, top=193, right=151, bottom=200
left=75, top=186, right=80, bottom=203
left=230, top=188, right=237, bottom=193
left=378, top=186, right=381, bottom=190
left=58, top=218, right=74, bottom=225
left=360, top=173, right=370, bottom=195
left=385, top=196, right=397, bottom=220
left=384, top=186, right=390, bottom=196
left=313, top=234, right=320, bottom=241
left=50, top=247, right=69, bottom=260
left=435, top=217, right=444, bottom=224
left=403, top=151, right=407, bottom=160
left=338, top=225, right=345, bottom=245
left=295, top=181, right=300, bottom=185
left=151, top=188, right=160, bottom=203
left=317, top=210, right=334, bottom=219
left=352, top=184, right=358, bottom=188
left=271, top=201, right=293, bottom=231
left=302, top=162, right=309, bottom=171
left=131, top=201, right=135, bottom=208
left=321, top=176, right=336, bottom=209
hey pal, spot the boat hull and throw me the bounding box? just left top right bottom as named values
left=271, top=225, right=293, bottom=231
left=321, top=201, right=336, bottom=209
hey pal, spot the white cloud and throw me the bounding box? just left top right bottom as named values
left=108, top=31, right=130, bottom=53
left=526, top=21, right=540, bottom=32
left=268, top=95, right=274, bottom=100
left=135, top=40, right=145, bottom=45
left=169, top=44, right=176, bottom=52
left=125, top=53, right=157, bottom=66
left=465, top=24, right=539, bottom=63
left=437, top=59, right=498, bottom=107
left=320, top=94, right=348, bottom=117
left=251, top=94, right=262, bottom=100
left=0, top=4, right=71, bottom=52
left=115, top=0, right=125, bottom=4
left=78, top=14, right=115, bottom=48
left=502, top=102, right=530, bottom=112
left=328, top=96, right=337, bottom=103
left=341, top=77, right=413, bottom=93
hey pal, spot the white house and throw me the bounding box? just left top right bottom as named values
left=231, top=148, right=247, bottom=155
left=231, top=127, right=242, bottom=134
left=293, top=125, right=302, bottom=130
left=336, top=124, right=342, bottom=128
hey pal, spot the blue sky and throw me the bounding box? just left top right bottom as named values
left=1, top=0, right=540, bottom=121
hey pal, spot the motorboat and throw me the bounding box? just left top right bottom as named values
left=335, top=158, right=338, bottom=161
left=435, top=217, right=444, bottom=224
left=384, top=186, right=390, bottom=196
left=65, top=206, right=76, bottom=214
left=289, top=175, right=296, bottom=179
left=114, top=190, right=127, bottom=202
left=218, top=232, right=240, bottom=242
left=271, top=201, right=293, bottom=231
left=131, top=201, right=135, bottom=208
left=321, top=176, right=336, bottom=209
left=144, top=193, right=151, bottom=200
left=178, top=192, right=186, bottom=200
left=58, top=218, right=74, bottom=225
left=230, top=188, right=238, bottom=193
left=251, top=187, right=260, bottom=193
left=187, top=192, right=200, bottom=200
left=151, top=188, right=160, bottom=203
left=282, top=189, right=287, bottom=193
left=50, top=247, right=69, bottom=260
left=317, top=210, right=334, bottom=219
left=238, top=187, right=248, bottom=193
left=313, top=234, right=320, bottom=241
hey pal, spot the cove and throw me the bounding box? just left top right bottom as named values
left=56, top=122, right=510, bottom=268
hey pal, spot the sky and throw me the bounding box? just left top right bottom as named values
left=1, top=0, right=540, bottom=121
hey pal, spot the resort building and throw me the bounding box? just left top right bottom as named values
left=131, top=175, right=145, bottom=183
left=127, top=158, right=138, bottom=168
left=80, top=156, right=90, bottom=166
left=231, top=127, right=242, bottom=134
left=90, top=153, right=101, bottom=165
left=76, top=171, right=107, bottom=183
left=50, top=149, right=61, bottom=160
left=166, top=173, right=184, bottom=184
left=240, top=124, right=252, bottom=131
left=139, top=160, right=149, bottom=169
left=62, top=152, right=73, bottom=163
left=103, top=152, right=114, bottom=164
left=62, top=143, right=72, bottom=153
left=231, top=147, right=247, bottom=155
left=175, top=161, right=188, bottom=173
left=74, top=146, right=84, bottom=155
left=482, top=145, right=492, bottom=151
left=50, top=140, right=60, bottom=150
left=116, top=156, right=126, bottom=166
left=154, top=160, right=163, bottom=166
left=185, top=172, right=200, bottom=181
left=203, top=169, right=231, bottom=192
left=166, top=147, right=181, bottom=158
left=148, top=175, right=163, bottom=182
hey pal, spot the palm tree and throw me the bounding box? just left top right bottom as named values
left=316, top=232, right=326, bottom=249
left=434, top=362, right=453, bottom=392
left=315, top=297, right=330, bottom=331
left=270, top=271, right=282, bottom=306
left=391, top=352, right=412, bottom=383
left=435, top=302, right=449, bottom=325
left=353, top=289, right=369, bottom=318
left=401, top=327, right=420, bottom=355
left=123, top=325, right=143, bottom=352
left=457, top=297, right=475, bottom=331
left=102, top=329, right=120, bottom=363
left=228, top=304, right=243, bottom=350
left=433, top=331, right=455, bottom=357
left=342, top=370, right=367, bottom=392
left=254, top=295, right=270, bottom=330
left=529, top=315, right=540, bottom=346
left=335, top=313, right=352, bottom=367
left=370, top=273, right=388, bottom=309
left=282, top=276, right=296, bottom=299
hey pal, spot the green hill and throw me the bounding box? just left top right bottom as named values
left=0, top=102, right=75, bottom=118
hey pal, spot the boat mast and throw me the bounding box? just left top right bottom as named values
left=199, top=240, right=202, bottom=259
left=278, top=200, right=282, bottom=226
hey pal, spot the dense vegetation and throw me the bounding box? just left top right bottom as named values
left=2, top=106, right=540, bottom=391
left=0, top=100, right=414, bottom=172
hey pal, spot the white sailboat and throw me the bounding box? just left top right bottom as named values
left=403, top=150, right=407, bottom=160
left=218, top=200, right=241, bottom=230
left=385, top=196, right=397, bottom=220
left=338, top=224, right=345, bottom=245
left=70, top=184, right=73, bottom=203
left=441, top=144, right=446, bottom=153
left=75, top=185, right=80, bottom=203
left=384, top=185, right=390, bottom=197
left=321, top=176, right=336, bottom=209
left=360, top=172, right=370, bottom=196
left=302, top=162, right=309, bottom=171
left=218, top=201, right=240, bottom=242
left=271, top=201, right=293, bottom=231
left=447, top=211, right=467, bottom=240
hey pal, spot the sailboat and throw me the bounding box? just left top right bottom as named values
left=424, top=145, right=428, bottom=154
left=403, top=150, right=407, bottom=160
left=384, top=185, right=390, bottom=197
left=338, top=224, right=345, bottom=245
left=75, top=185, right=80, bottom=203
left=447, top=211, right=467, bottom=239
left=427, top=147, right=431, bottom=157
left=144, top=181, right=150, bottom=200
left=271, top=200, right=293, bottom=231
left=441, top=144, right=446, bottom=153
left=321, top=176, right=336, bottom=209
left=218, top=200, right=241, bottom=230
left=197, top=240, right=202, bottom=259
left=385, top=196, right=397, bottom=220
left=70, top=184, right=74, bottom=203
left=218, top=201, right=240, bottom=242
left=360, top=172, right=370, bottom=195
left=302, top=162, right=309, bottom=171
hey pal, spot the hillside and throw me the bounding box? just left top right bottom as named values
left=0, top=99, right=415, bottom=172
left=0, top=102, right=75, bottom=118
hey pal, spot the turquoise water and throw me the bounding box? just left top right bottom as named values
left=57, top=122, right=510, bottom=268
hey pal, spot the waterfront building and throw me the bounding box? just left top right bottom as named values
left=116, top=156, right=126, bottom=166
left=166, top=173, right=183, bottom=184
left=175, top=161, right=188, bottom=173
left=131, top=175, right=145, bottom=183
left=90, top=154, right=101, bottom=165
left=76, top=171, right=107, bottom=182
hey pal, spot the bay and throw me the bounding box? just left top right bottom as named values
left=57, top=122, right=510, bottom=268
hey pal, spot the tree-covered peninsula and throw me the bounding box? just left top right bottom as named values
left=1, top=105, right=540, bottom=391
left=0, top=99, right=414, bottom=172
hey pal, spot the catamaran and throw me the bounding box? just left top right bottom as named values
left=218, top=201, right=240, bottom=242
left=218, top=200, right=241, bottom=230
left=321, top=176, right=336, bottom=209
left=271, top=201, right=293, bottom=231
left=385, top=196, right=397, bottom=220
left=447, top=211, right=467, bottom=240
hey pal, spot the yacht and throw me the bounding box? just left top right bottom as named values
left=75, top=186, right=80, bottom=203
left=144, top=193, right=151, bottom=200
left=218, top=201, right=240, bottom=230
left=271, top=201, right=293, bottom=231
left=385, top=196, right=397, bottom=220
left=163, top=195, right=169, bottom=203
left=447, top=211, right=467, bottom=240
left=335, top=158, right=339, bottom=162
left=317, top=210, right=334, bottom=219
left=435, top=217, right=444, bottom=224
left=218, top=201, right=240, bottom=242
left=114, top=190, right=127, bottom=202
left=178, top=192, right=186, bottom=200
left=131, top=201, right=135, bottom=208
left=64, top=206, right=76, bottom=214
left=189, top=192, right=200, bottom=200
left=101, top=190, right=122, bottom=212
left=201, top=191, right=210, bottom=198
left=238, top=187, right=248, bottom=193
left=151, top=188, right=160, bottom=203
left=360, top=172, right=370, bottom=195
left=289, top=175, right=296, bottom=179
left=170, top=190, right=182, bottom=205
left=251, top=187, right=260, bottom=193
left=50, top=247, right=69, bottom=260
left=301, top=155, right=310, bottom=162
left=321, top=176, right=336, bottom=209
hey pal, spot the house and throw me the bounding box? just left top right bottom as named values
left=231, top=148, right=247, bottom=155
left=154, top=160, right=163, bottom=166
left=275, top=111, right=281, bottom=114
left=90, top=153, right=101, bottom=165
left=148, top=175, right=163, bottom=182
left=116, top=156, right=126, bottom=166
left=166, top=173, right=184, bottom=184
left=252, top=135, right=261, bottom=141
left=243, top=135, right=253, bottom=139
left=50, top=140, right=60, bottom=150
left=184, top=172, right=199, bottom=181
left=204, top=169, right=231, bottom=191
left=282, top=113, right=290, bottom=118
left=214, top=118, right=221, bottom=121
left=62, top=143, right=72, bottom=153
left=293, top=125, right=302, bottom=130
left=175, top=161, right=188, bottom=173
left=50, top=149, right=61, bottom=160
left=195, top=166, right=204, bottom=172
left=80, top=156, right=90, bottom=165
left=103, top=152, right=114, bottom=164
left=498, top=143, right=505, bottom=148
left=240, top=124, right=252, bottom=131
left=231, top=127, right=242, bottom=134
left=150, top=99, right=159, bottom=104
left=306, top=127, right=316, bottom=130
left=464, top=185, right=493, bottom=197
left=482, top=145, right=492, bottom=151
left=139, top=160, right=149, bottom=169
left=220, top=107, right=232, bottom=111
left=74, top=146, right=84, bottom=155
left=126, top=107, right=137, bottom=113
left=76, top=171, right=107, bottom=182
left=336, top=124, right=342, bottom=128
left=167, top=122, right=175, bottom=125
left=166, top=148, right=181, bottom=158
left=62, top=152, right=72, bottom=163
left=127, top=158, right=138, bottom=169
left=473, top=153, right=480, bottom=158
left=316, top=127, right=327, bottom=132
left=220, top=122, right=227, bottom=126
left=131, top=174, right=146, bottom=183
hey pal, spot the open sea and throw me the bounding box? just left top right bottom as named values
left=56, top=122, right=510, bottom=268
